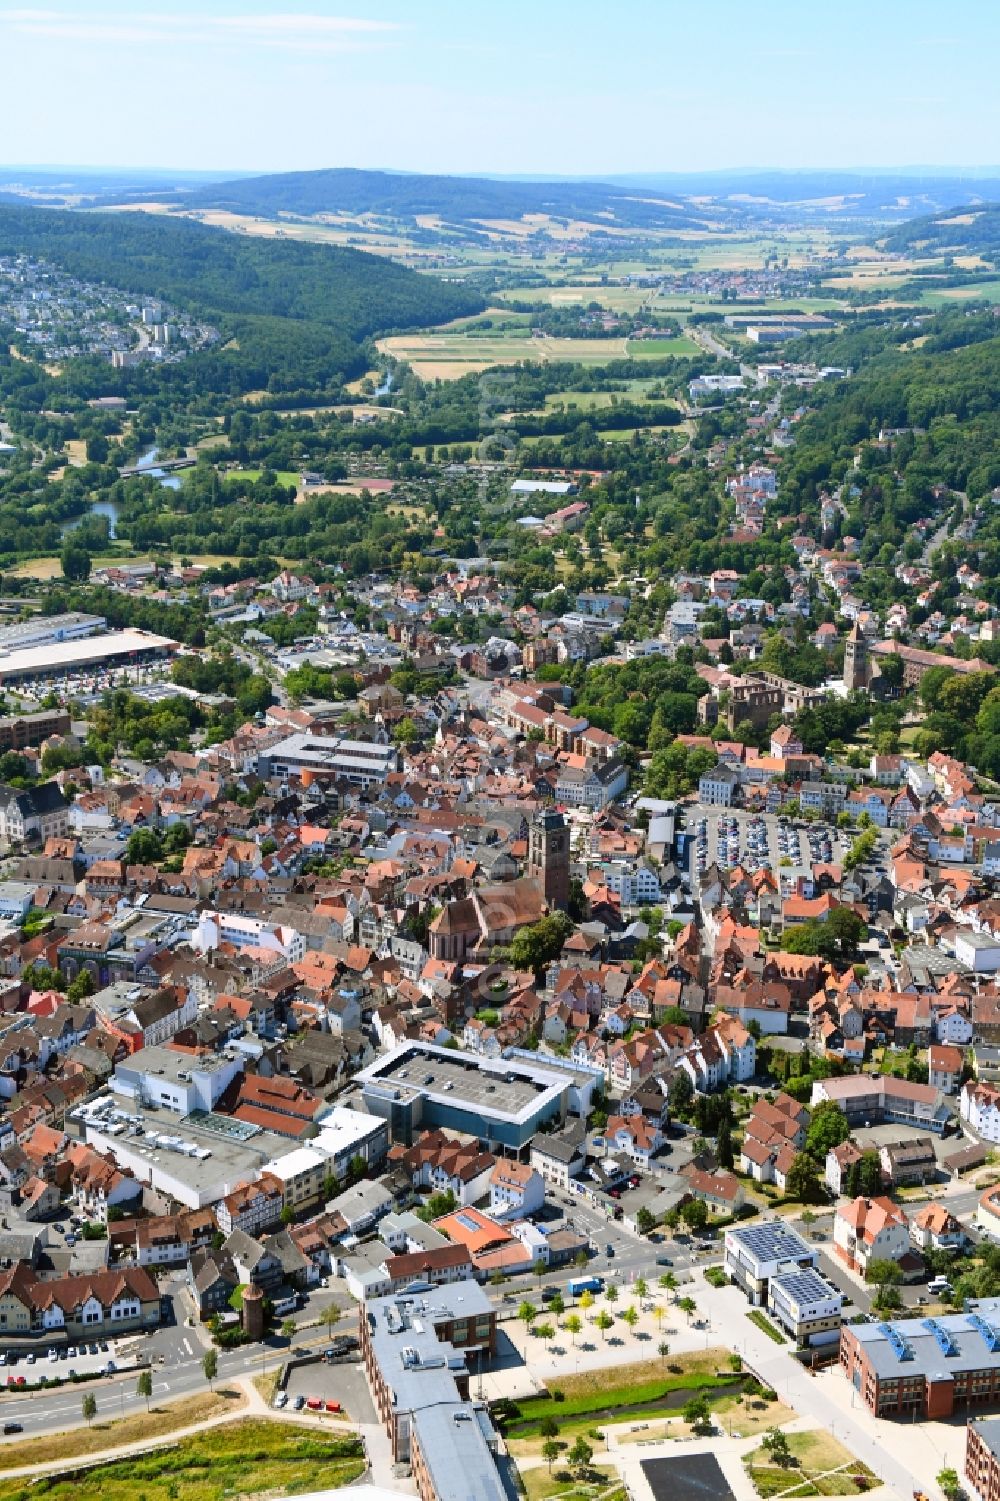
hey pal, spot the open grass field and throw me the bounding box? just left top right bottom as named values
left=0, top=1418, right=365, bottom=1501
left=521, top=1464, right=624, bottom=1501
left=744, top=1429, right=875, bottom=1498
left=230, top=468, right=300, bottom=488
left=0, top=1388, right=241, bottom=1469
left=377, top=328, right=699, bottom=380
left=505, top=1349, right=739, bottom=1434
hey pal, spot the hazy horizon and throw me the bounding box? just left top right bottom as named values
left=0, top=0, right=997, bottom=177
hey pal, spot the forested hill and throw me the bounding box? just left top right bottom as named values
left=776, top=310, right=1000, bottom=512
left=185, top=167, right=713, bottom=230
left=883, top=202, right=1000, bottom=262
left=0, top=202, right=482, bottom=338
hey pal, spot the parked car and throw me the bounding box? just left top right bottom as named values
left=273, top=1392, right=288, bottom=1409
left=3, top=1423, right=23, bottom=1435
left=293, top=1395, right=305, bottom=1410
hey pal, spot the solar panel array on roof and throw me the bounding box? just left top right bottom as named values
left=878, top=1322, right=914, bottom=1361
left=969, top=1311, right=1000, bottom=1353
left=923, top=1318, right=959, bottom=1357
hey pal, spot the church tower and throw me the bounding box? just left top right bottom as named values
left=843, top=620, right=870, bottom=692
left=528, top=809, right=570, bottom=912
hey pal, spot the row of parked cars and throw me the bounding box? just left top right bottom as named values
left=273, top=1391, right=342, bottom=1413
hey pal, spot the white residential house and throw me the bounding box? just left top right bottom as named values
left=833, top=1196, right=909, bottom=1276
left=489, top=1160, right=545, bottom=1220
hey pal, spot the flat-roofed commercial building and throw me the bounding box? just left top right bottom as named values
left=0, top=628, right=177, bottom=684
left=841, top=1299, right=1000, bottom=1420
left=811, top=1073, right=951, bottom=1134
left=356, top=1042, right=570, bottom=1150
left=967, top=1416, right=1000, bottom=1501
left=360, top=1283, right=502, bottom=1501
left=258, top=731, right=399, bottom=790
left=768, top=1266, right=843, bottom=1348
left=724, top=1220, right=818, bottom=1306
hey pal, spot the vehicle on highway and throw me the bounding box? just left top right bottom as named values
left=605, top=1243, right=615, bottom=1258
left=656, top=1256, right=673, bottom=1267
left=3, top=1422, right=22, bottom=1435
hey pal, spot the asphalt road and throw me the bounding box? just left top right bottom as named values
left=0, top=1230, right=702, bottom=1439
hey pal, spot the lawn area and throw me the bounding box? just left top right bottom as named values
left=501, top=1350, right=740, bottom=1434
left=0, top=1418, right=366, bottom=1501
left=744, top=1428, right=876, bottom=1498
left=522, top=1463, right=624, bottom=1501
left=230, top=468, right=300, bottom=488
left=747, top=1309, right=787, bottom=1344
left=0, top=1388, right=243, bottom=1469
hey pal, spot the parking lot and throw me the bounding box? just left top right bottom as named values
left=689, top=808, right=854, bottom=888
left=280, top=1358, right=375, bottom=1422
left=0, top=1336, right=124, bottom=1386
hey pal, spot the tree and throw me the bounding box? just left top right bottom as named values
left=678, top=1296, right=697, bottom=1323
left=595, top=1310, right=614, bottom=1341
left=936, top=1469, right=961, bottom=1501
left=716, top=1121, right=734, bottom=1171
left=281, top=1318, right=297, bottom=1340
left=322, top=1303, right=342, bottom=1337
left=507, top=912, right=573, bottom=974
left=549, top=1293, right=564, bottom=1319
left=392, top=717, right=420, bottom=747
left=61, top=542, right=91, bottom=582
left=280, top=1205, right=294, bottom=1227
left=203, top=1348, right=218, bottom=1389
left=573, top=1249, right=589, bottom=1269
left=762, top=1428, right=794, bottom=1468
left=66, top=968, right=96, bottom=1004
left=417, top=1189, right=457, bottom=1222
left=579, top=1289, right=594, bottom=1317
left=805, top=1100, right=850, bottom=1161
left=658, top=1340, right=670, bottom=1365
left=680, top=1197, right=709, bottom=1233
left=518, top=1300, right=538, bottom=1331
left=605, top=1282, right=618, bottom=1304
left=635, top=1277, right=648, bottom=1301
left=569, top=1437, right=594, bottom=1474
left=669, top=1070, right=695, bottom=1117
left=542, top=1439, right=561, bottom=1473
left=784, top=1152, right=824, bottom=1204
left=660, top=1272, right=678, bottom=1297
left=682, top=1396, right=712, bottom=1434
left=533, top=1259, right=547, bottom=1286
left=539, top=1416, right=560, bottom=1439
left=564, top=1313, right=582, bottom=1345
left=137, top=1368, right=153, bottom=1410
left=621, top=1305, right=639, bottom=1337
left=535, top=1321, right=555, bottom=1347
left=858, top=1151, right=883, bottom=1198
left=636, top=1207, right=656, bottom=1236
left=82, top=1392, right=97, bottom=1424
left=868, top=1259, right=903, bottom=1310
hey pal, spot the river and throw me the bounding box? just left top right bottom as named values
left=61, top=445, right=181, bottom=540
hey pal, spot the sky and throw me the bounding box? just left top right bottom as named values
left=1, top=0, right=999, bottom=178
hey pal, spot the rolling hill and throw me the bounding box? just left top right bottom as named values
left=883, top=202, right=1000, bottom=260
left=0, top=201, right=484, bottom=389
left=183, top=166, right=715, bottom=231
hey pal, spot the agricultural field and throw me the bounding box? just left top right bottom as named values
left=377, top=328, right=699, bottom=380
